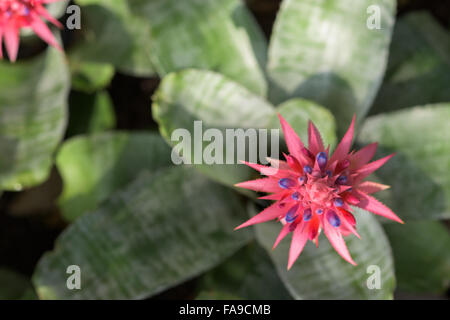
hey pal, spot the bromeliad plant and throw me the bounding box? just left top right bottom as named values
left=0, top=0, right=449, bottom=300
left=235, top=114, right=403, bottom=269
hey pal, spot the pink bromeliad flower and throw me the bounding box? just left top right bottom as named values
left=0, top=0, right=63, bottom=62
left=235, top=114, right=403, bottom=269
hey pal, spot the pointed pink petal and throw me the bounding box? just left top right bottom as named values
left=339, top=227, right=352, bottom=237
left=4, top=24, right=19, bottom=62
left=350, top=142, right=378, bottom=170
left=29, top=13, right=62, bottom=51
left=337, top=212, right=360, bottom=239
left=241, top=161, right=277, bottom=176
left=273, top=223, right=290, bottom=249
left=284, top=153, right=303, bottom=172
left=266, top=157, right=291, bottom=170
left=330, top=115, right=356, bottom=164
left=356, top=181, right=390, bottom=194
left=354, top=153, right=395, bottom=182
left=234, top=178, right=280, bottom=193
left=342, top=192, right=360, bottom=205
left=240, top=160, right=294, bottom=178
left=313, top=158, right=321, bottom=172
left=36, top=5, right=63, bottom=28
left=353, top=190, right=404, bottom=223
left=337, top=208, right=356, bottom=226
left=235, top=203, right=285, bottom=230
left=278, top=113, right=305, bottom=160
left=287, top=222, right=309, bottom=269
left=327, top=160, right=338, bottom=175
left=308, top=121, right=325, bottom=155
left=323, top=221, right=357, bottom=265
left=337, top=185, right=353, bottom=193
left=307, top=216, right=320, bottom=241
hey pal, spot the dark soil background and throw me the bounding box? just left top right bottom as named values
left=0, top=0, right=448, bottom=300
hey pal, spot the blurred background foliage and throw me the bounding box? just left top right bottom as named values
left=0, top=0, right=449, bottom=300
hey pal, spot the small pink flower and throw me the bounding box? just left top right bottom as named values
left=235, top=114, right=403, bottom=269
left=0, top=0, right=63, bottom=62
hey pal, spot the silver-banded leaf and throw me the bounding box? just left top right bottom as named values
left=0, top=47, right=70, bottom=191
left=267, top=0, right=396, bottom=131
left=198, top=243, right=292, bottom=300
left=255, top=207, right=395, bottom=299
left=153, top=69, right=275, bottom=188
left=33, top=167, right=252, bottom=299
left=129, top=0, right=267, bottom=95
left=384, top=221, right=450, bottom=294
left=358, top=104, right=450, bottom=220
left=57, top=132, right=171, bottom=221
left=72, top=0, right=156, bottom=77
left=269, top=98, right=337, bottom=149
left=371, top=12, right=450, bottom=114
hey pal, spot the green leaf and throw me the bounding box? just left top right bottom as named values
left=269, top=98, right=337, bottom=148
left=66, top=91, right=116, bottom=137
left=267, top=0, right=396, bottom=131
left=371, top=12, right=450, bottom=114
left=70, top=61, right=115, bottom=93
left=33, top=167, right=252, bottom=299
left=255, top=207, right=396, bottom=299
left=384, top=221, right=450, bottom=294
left=57, top=132, right=171, bottom=221
left=72, top=0, right=156, bottom=77
left=153, top=69, right=275, bottom=188
left=0, top=268, right=37, bottom=300
left=128, top=0, right=267, bottom=95
left=198, top=243, right=292, bottom=300
left=358, top=104, right=450, bottom=220
left=0, top=47, right=70, bottom=191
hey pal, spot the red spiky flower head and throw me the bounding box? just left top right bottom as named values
left=0, top=0, right=63, bottom=62
left=235, top=114, right=403, bottom=269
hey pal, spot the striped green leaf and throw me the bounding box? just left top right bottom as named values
left=372, top=12, right=450, bottom=114
left=267, top=0, right=396, bottom=131
left=153, top=69, right=275, bottom=188
left=129, top=0, right=267, bottom=95
left=33, top=167, right=252, bottom=299
left=358, top=104, right=450, bottom=220
left=198, top=243, right=292, bottom=300
left=57, top=132, right=171, bottom=221
left=0, top=47, right=69, bottom=191
left=72, top=0, right=156, bottom=77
